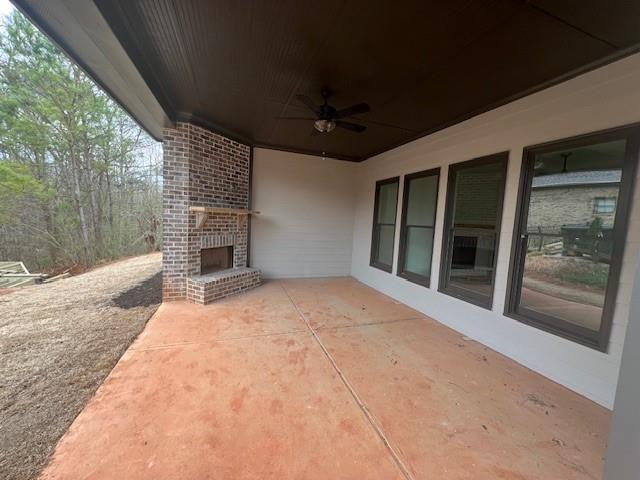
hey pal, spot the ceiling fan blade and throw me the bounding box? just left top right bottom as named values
left=334, top=102, right=370, bottom=119
left=276, top=116, right=315, bottom=121
left=335, top=120, right=367, bottom=133
left=295, top=94, right=321, bottom=115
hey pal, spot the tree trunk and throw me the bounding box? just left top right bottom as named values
left=87, top=167, right=103, bottom=257
left=70, top=150, right=92, bottom=263
left=41, top=201, right=60, bottom=264
left=105, top=169, right=114, bottom=231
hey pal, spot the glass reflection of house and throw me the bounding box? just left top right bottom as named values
left=528, top=170, right=621, bottom=262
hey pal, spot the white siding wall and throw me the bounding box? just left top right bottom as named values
left=350, top=53, right=640, bottom=409
left=250, top=148, right=357, bottom=278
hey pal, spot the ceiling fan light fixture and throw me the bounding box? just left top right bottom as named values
left=314, top=119, right=336, bottom=133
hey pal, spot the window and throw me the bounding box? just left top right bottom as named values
left=593, top=197, right=616, bottom=214
left=439, top=152, right=508, bottom=308
left=397, top=168, right=440, bottom=286
left=370, top=177, right=399, bottom=272
left=505, top=126, right=639, bottom=351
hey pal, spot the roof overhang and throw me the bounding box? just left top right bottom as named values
left=12, top=0, right=171, bottom=141
left=12, top=1, right=640, bottom=159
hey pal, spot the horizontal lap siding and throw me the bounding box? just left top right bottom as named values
left=250, top=149, right=357, bottom=278
left=350, top=53, right=640, bottom=409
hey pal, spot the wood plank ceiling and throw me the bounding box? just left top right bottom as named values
left=93, top=0, right=640, bottom=161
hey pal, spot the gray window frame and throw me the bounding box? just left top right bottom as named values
left=370, top=176, right=400, bottom=273
left=397, top=168, right=440, bottom=287
left=504, top=125, right=640, bottom=352
left=438, top=152, right=509, bottom=309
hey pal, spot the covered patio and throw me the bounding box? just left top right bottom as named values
left=12, top=1, right=640, bottom=478
left=40, top=278, right=607, bottom=479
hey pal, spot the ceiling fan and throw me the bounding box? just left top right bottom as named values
left=280, top=89, right=370, bottom=134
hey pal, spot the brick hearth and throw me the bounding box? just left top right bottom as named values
left=186, top=267, right=261, bottom=304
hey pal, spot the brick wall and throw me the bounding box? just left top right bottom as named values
left=162, top=122, right=252, bottom=301
left=162, top=126, right=190, bottom=300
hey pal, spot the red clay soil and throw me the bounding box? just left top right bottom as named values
left=38, top=278, right=610, bottom=480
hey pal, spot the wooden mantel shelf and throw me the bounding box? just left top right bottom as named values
left=189, top=206, right=260, bottom=229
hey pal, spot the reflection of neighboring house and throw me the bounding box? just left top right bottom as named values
left=528, top=170, right=620, bottom=261
left=527, top=170, right=621, bottom=231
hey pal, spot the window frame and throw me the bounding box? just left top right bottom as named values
left=438, top=152, right=509, bottom=309
left=397, top=168, right=440, bottom=287
left=504, top=125, right=640, bottom=352
left=370, top=176, right=400, bottom=273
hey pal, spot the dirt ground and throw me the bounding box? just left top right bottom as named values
left=0, top=253, right=162, bottom=480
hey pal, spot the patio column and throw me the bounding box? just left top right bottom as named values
left=603, top=254, right=640, bottom=480
left=162, top=126, right=191, bottom=300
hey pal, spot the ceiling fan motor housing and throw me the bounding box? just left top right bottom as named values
left=294, top=90, right=370, bottom=134
left=314, top=119, right=336, bottom=133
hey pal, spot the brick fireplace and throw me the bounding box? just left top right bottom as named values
left=162, top=122, right=261, bottom=304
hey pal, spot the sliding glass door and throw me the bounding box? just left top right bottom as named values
left=439, top=152, right=508, bottom=308
left=506, top=127, right=639, bottom=350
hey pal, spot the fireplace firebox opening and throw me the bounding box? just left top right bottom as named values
left=201, top=246, right=233, bottom=275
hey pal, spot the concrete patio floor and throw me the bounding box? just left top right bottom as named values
left=39, top=278, right=610, bottom=480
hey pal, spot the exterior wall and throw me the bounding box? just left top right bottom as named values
left=250, top=148, right=357, bottom=278
left=604, top=253, right=640, bottom=480
left=350, top=53, right=640, bottom=408
left=528, top=185, right=619, bottom=230
left=162, top=122, right=252, bottom=301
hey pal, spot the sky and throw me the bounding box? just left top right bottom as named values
left=0, top=0, right=12, bottom=15
left=0, top=0, right=13, bottom=24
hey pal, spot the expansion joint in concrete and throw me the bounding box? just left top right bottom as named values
left=279, top=281, right=415, bottom=480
